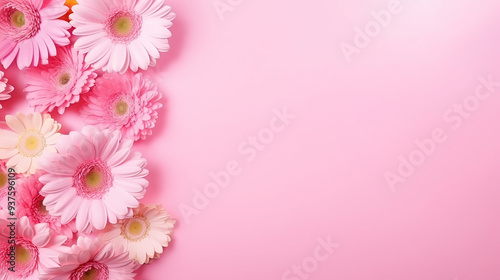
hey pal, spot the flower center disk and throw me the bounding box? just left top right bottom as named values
left=121, top=215, right=150, bottom=241
left=59, top=72, right=72, bottom=86
left=105, top=10, right=142, bottom=43
left=0, top=239, right=39, bottom=277
left=2, top=5, right=42, bottom=41
left=74, top=159, right=112, bottom=199
left=0, top=171, right=7, bottom=189
left=10, top=10, right=25, bottom=28
left=114, top=100, right=129, bottom=116
left=17, top=129, right=46, bottom=157
left=71, top=261, right=109, bottom=280
left=113, top=16, right=133, bottom=36
left=30, top=194, right=51, bottom=223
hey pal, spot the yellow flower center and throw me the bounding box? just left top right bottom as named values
left=121, top=215, right=150, bottom=241
left=59, top=72, right=71, bottom=86
left=81, top=268, right=98, bottom=280
left=114, top=100, right=129, bottom=116
left=10, top=10, right=25, bottom=28
left=16, top=246, right=31, bottom=264
left=85, top=168, right=103, bottom=189
left=128, top=220, right=143, bottom=235
left=0, top=171, right=7, bottom=189
left=18, top=129, right=46, bottom=157
left=25, top=136, right=39, bottom=151
left=113, top=16, right=134, bottom=36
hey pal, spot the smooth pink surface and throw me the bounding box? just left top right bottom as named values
left=2, top=0, right=500, bottom=279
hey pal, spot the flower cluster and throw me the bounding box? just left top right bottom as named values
left=0, top=0, right=177, bottom=278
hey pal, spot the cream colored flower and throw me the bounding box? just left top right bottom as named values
left=101, top=204, right=176, bottom=264
left=0, top=112, right=61, bottom=174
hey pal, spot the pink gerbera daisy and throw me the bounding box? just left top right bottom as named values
left=0, top=161, right=9, bottom=208
left=25, top=46, right=97, bottom=114
left=101, top=204, right=175, bottom=264
left=0, top=0, right=71, bottom=69
left=0, top=215, right=67, bottom=279
left=81, top=72, right=162, bottom=141
left=39, top=126, right=149, bottom=234
left=0, top=71, right=14, bottom=109
left=18, top=172, right=76, bottom=239
left=0, top=112, right=61, bottom=175
left=39, top=236, right=139, bottom=280
left=70, top=0, right=175, bottom=73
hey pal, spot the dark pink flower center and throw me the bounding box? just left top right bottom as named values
left=74, top=159, right=112, bottom=199
left=105, top=9, right=142, bottom=43
left=71, top=261, right=109, bottom=280
left=0, top=238, right=39, bottom=278
left=0, top=2, right=41, bottom=41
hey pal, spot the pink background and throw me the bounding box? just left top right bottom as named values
left=2, top=0, right=500, bottom=279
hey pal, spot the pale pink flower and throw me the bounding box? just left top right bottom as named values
left=81, top=72, right=162, bottom=141
left=70, top=0, right=175, bottom=73
left=39, top=236, right=139, bottom=280
left=25, top=46, right=97, bottom=114
left=0, top=215, right=67, bottom=279
left=39, top=126, right=149, bottom=234
left=0, top=112, right=61, bottom=175
left=0, top=71, right=14, bottom=109
left=18, top=172, right=76, bottom=239
left=101, top=204, right=175, bottom=264
left=0, top=0, right=71, bottom=69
